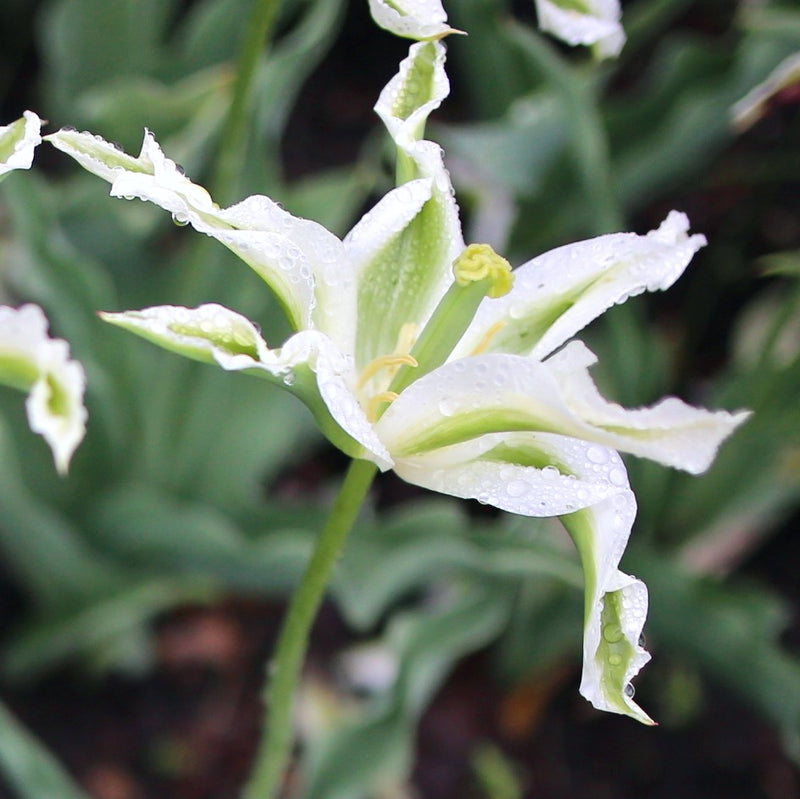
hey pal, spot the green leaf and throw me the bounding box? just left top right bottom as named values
left=0, top=701, right=91, bottom=799
left=302, top=583, right=513, bottom=799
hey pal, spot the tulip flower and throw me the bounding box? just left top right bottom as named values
left=0, top=111, right=41, bottom=181
left=534, top=0, right=626, bottom=59
left=46, top=39, right=747, bottom=723
left=0, top=304, right=87, bottom=474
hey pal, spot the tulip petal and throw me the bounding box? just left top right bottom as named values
left=392, top=431, right=625, bottom=516
left=455, top=211, right=706, bottom=358
left=456, top=211, right=706, bottom=361
left=0, top=304, right=87, bottom=474
left=534, top=0, right=625, bottom=59
left=368, top=0, right=458, bottom=41
left=47, top=129, right=323, bottom=332
left=377, top=349, right=747, bottom=474
left=357, top=41, right=464, bottom=369
left=560, top=489, right=654, bottom=724
left=0, top=111, right=42, bottom=180
left=546, top=340, right=751, bottom=474
left=100, top=304, right=392, bottom=468
left=395, top=430, right=652, bottom=722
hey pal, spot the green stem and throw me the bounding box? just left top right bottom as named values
left=213, top=0, right=282, bottom=204
left=242, top=457, right=379, bottom=799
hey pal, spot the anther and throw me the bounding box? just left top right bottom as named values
left=367, top=391, right=400, bottom=421
left=469, top=320, right=507, bottom=356
left=357, top=353, right=418, bottom=391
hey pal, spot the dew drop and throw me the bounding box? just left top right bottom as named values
left=609, top=467, right=627, bottom=486
left=541, top=465, right=560, bottom=481
left=602, top=623, right=624, bottom=643
left=172, top=212, right=189, bottom=227
left=282, top=372, right=296, bottom=386
left=587, top=446, right=607, bottom=464
left=624, top=683, right=636, bottom=699
left=506, top=480, right=528, bottom=498
left=438, top=398, right=456, bottom=417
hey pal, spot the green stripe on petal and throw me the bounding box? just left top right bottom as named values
left=48, top=130, right=322, bottom=333
left=561, top=499, right=654, bottom=725
left=392, top=432, right=624, bottom=516
left=375, top=41, right=450, bottom=173
left=0, top=111, right=42, bottom=180
left=355, top=190, right=457, bottom=370
left=100, top=304, right=269, bottom=368
left=377, top=354, right=581, bottom=456
left=0, top=304, right=86, bottom=474
left=546, top=340, right=751, bottom=474
left=101, top=305, right=393, bottom=469
left=455, top=212, right=707, bottom=362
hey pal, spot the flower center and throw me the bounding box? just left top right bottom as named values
left=357, top=244, right=513, bottom=422
left=389, top=243, right=513, bottom=396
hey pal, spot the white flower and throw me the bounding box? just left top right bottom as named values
left=46, top=41, right=747, bottom=723
left=368, top=0, right=460, bottom=40
left=0, top=111, right=42, bottom=180
left=0, top=304, right=87, bottom=474
left=534, top=0, right=625, bottom=59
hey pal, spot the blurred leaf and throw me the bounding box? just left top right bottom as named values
left=3, top=576, right=216, bottom=681
left=759, top=249, right=800, bottom=278
left=302, top=582, right=514, bottom=799
left=337, top=502, right=580, bottom=631
left=39, top=0, right=180, bottom=120
left=438, top=94, right=567, bottom=197
left=0, top=701, right=91, bottom=799
left=90, top=482, right=315, bottom=593
left=632, top=545, right=800, bottom=758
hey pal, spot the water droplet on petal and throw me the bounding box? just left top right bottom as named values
left=602, top=623, right=624, bottom=643
left=587, top=446, right=607, bottom=464
left=609, top=467, right=627, bottom=486
left=438, top=398, right=456, bottom=417
left=506, top=480, right=528, bottom=498
left=624, top=683, right=636, bottom=699
left=282, top=372, right=296, bottom=386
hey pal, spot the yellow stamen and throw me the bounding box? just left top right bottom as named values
left=367, top=391, right=399, bottom=421
left=470, top=320, right=508, bottom=356
left=357, top=353, right=418, bottom=391
left=395, top=322, right=420, bottom=357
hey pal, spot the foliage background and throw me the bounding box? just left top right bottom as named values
left=1, top=0, right=799, bottom=797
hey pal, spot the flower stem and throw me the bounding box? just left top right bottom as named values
left=213, top=0, right=282, bottom=204
left=242, top=457, right=379, bottom=799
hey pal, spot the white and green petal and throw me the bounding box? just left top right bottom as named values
left=560, top=483, right=652, bottom=723
left=545, top=340, right=751, bottom=474
left=356, top=41, right=464, bottom=369
left=46, top=130, right=327, bottom=333
left=395, top=429, right=651, bottom=722
left=375, top=349, right=748, bottom=474
left=100, top=304, right=392, bottom=468
left=534, top=0, right=625, bottom=59
left=0, top=304, right=87, bottom=474
left=455, top=211, right=706, bottom=361
left=0, top=111, right=42, bottom=180
left=375, top=40, right=450, bottom=151
left=368, top=0, right=459, bottom=41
